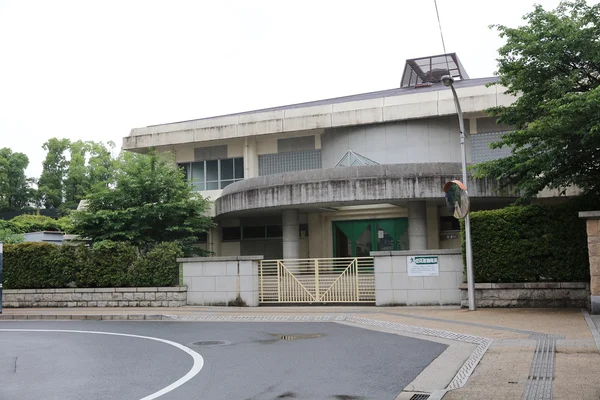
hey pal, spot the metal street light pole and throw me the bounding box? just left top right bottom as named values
left=442, top=75, right=476, bottom=311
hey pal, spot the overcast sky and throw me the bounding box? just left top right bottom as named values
left=0, top=0, right=593, bottom=177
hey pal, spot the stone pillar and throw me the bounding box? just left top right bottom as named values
left=408, top=202, right=427, bottom=250
left=580, top=211, right=600, bottom=314
left=282, top=209, right=300, bottom=259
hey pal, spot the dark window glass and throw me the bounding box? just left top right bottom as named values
left=191, top=162, right=204, bottom=181
left=299, top=223, right=309, bottom=238
left=196, top=232, right=208, bottom=242
left=243, top=226, right=265, bottom=239
left=178, top=163, right=190, bottom=180
left=222, top=227, right=241, bottom=241
left=220, top=180, right=234, bottom=189
left=440, top=216, right=460, bottom=231
left=206, top=159, right=219, bottom=182
left=206, top=181, right=219, bottom=190
left=220, top=159, right=234, bottom=180
left=234, top=158, right=244, bottom=179
left=266, top=225, right=282, bottom=238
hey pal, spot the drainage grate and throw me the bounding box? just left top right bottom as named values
left=409, top=394, right=430, bottom=400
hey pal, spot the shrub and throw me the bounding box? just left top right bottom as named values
left=3, top=243, right=62, bottom=289
left=8, top=214, right=64, bottom=234
left=76, top=241, right=138, bottom=288
left=0, top=228, right=24, bottom=244
left=461, top=202, right=590, bottom=283
left=2, top=241, right=183, bottom=289
left=130, top=242, right=184, bottom=287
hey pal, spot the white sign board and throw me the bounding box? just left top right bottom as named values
left=407, top=256, right=439, bottom=277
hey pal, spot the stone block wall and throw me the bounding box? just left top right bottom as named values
left=459, top=282, right=589, bottom=308
left=373, top=249, right=464, bottom=306
left=1, top=287, right=187, bottom=308
left=179, top=256, right=261, bottom=306
left=580, top=211, right=600, bottom=313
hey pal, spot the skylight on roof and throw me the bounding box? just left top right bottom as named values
left=400, top=53, right=469, bottom=88
left=335, top=151, right=380, bottom=167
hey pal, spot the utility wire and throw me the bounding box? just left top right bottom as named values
left=434, top=0, right=452, bottom=74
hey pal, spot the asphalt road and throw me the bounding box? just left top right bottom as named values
left=0, top=321, right=447, bottom=400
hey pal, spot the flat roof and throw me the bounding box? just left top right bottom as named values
left=146, top=76, right=499, bottom=128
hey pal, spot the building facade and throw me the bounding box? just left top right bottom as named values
left=122, top=54, right=551, bottom=261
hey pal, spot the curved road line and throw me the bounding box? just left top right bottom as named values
left=0, top=329, right=204, bottom=400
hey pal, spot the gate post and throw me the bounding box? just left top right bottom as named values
left=314, top=259, right=320, bottom=301
left=354, top=258, right=360, bottom=301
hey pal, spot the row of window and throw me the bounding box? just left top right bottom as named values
left=178, top=157, right=244, bottom=191
left=223, top=224, right=309, bottom=241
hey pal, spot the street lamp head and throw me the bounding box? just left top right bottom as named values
left=441, top=75, right=454, bottom=87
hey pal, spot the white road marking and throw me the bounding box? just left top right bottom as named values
left=0, top=329, right=204, bottom=400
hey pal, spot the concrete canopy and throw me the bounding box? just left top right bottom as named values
left=215, top=163, right=517, bottom=216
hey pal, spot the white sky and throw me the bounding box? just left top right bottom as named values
left=0, top=0, right=590, bottom=177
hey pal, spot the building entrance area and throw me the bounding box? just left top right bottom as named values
left=333, top=218, right=409, bottom=258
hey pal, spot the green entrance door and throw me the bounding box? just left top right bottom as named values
left=332, top=218, right=409, bottom=258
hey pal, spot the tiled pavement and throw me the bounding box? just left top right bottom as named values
left=2, top=306, right=600, bottom=399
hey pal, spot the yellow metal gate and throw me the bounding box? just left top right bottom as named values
left=259, top=258, right=375, bottom=304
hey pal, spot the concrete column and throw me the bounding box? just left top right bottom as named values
left=208, top=226, right=221, bottom=256
left=408, top=202, right=427, bottom=250
left=244, top=138, right=259, bottom=178
left=580, top=211, right=600, bottom=313
left=307, top=213, right=322, bottom=259
left=282, top=209, right=300, bottom=259
left=426, top=203, right=440, bottom=250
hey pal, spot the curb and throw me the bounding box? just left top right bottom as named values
left=582, top=308, right=600, bottom=352
left=0, top=314, right=165, bottom=321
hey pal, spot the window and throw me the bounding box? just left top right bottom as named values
left=178, top=157, right=244, bottom=190
left=440, top=216, right=460, bottom=231
left=220, top=224, right=306, bottom=242
left=243, top=226, right=266, bottom=239
left=222, top=227, right=241, bottom=241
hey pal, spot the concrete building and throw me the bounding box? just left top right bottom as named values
left=122, top=54, right=540, bottom=261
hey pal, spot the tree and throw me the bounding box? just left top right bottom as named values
left=87, top=141, right=116, bottom=189
left=64, top=140, right=89, bottom=206
left=0, top=148, right=34, bottom=211
left=71, top=149, right=213, bottom=254
left=37, top=138, right=71, bottom=208
left=473, top=0, right=600, bottom=199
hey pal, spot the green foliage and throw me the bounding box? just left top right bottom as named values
left=461, top=202, right=590, bottom=283
left=72, top=149, right=213, bottom=254
left=8, top=214, right=64, bottom=233
left=64, top=140, right=89, bottom=204
left=0, top=148, right=34, bottom=211
left=37, top=138, right=71, bottom=209
left=2, top=241, right=183, bottom=289
left=3, top=243, right=64, bottom=289
left=0, top=229, right=24, bottom=244
left=130, top=242, right=184, bottom=287
left=474, top=1, right=600, bottom=199
left=76, top=242, right=137, bottom=288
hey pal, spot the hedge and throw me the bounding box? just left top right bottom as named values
left=461, top=202, right=590, bottom=283
left=2, top=242, right=183, bottom=289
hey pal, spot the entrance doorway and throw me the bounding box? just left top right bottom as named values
left=333, top=218, right=409, bottom=258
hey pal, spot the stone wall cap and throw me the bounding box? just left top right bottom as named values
left=371, top=249, right=461, bottom=257
left=579, top=211, right=600, bottom=219
left=178, top=256, right=264, bottom=262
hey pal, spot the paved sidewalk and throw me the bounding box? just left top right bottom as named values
left=2, top=306, right=599, bottom=399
